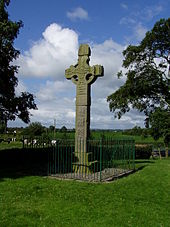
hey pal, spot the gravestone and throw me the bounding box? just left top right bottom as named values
left=65, top=44, right=104, bottom=173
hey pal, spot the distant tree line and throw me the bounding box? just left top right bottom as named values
left=122, top=126, right=150, bottom=138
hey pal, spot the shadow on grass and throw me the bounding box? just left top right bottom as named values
left=107, top=161, right=154, bottom=182
left=135, top=160, right=155, bottom=164
left=0, top=147, right=51, bottom=181
left=0, top=148, right=155, bottom=182
left=133, top=159, right=155, bottom=174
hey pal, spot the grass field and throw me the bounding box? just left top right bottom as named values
left=52, top=130, right=164, bottom=144
left=0, top=158, right=170, bottom=226
left=0, top=130, right=164, bottom=151
left=0, top=141, right=22, bottom=150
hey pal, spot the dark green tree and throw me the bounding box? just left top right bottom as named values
left=149, top=108, right=170, bottom=157
left=60, top=126, right=67, bottom=133
left=0, top=0, right=37, bottom=126
left=49, top=125, right=55, bottom=132
left=107, top=18, right=170, bottom=147
left=23, top=122, right=45, bottom=137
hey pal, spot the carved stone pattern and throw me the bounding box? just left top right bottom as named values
left=65, top=44, right=104, bottom=152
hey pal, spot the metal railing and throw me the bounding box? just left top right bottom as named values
left=47, top=138, right=135, bottom=182
left=22, top=137, right=135, bottom=181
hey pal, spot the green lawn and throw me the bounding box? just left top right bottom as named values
left=0, top=141, right=22, bottom=150
left=0, top=158, right=170, bottom=226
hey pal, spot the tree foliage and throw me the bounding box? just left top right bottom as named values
left=107, top=18, right=170, bottom=143
left=60, top=126, right=67, bottom=132
left=149, top=108, right=170, bottom=145
left=0, top=0, right=37, bottom=124
left=23, top=122, right=45, bottom=137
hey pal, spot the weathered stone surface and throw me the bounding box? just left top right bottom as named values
left=65, top=44, right=104, bottom=172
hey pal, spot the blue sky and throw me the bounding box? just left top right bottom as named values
left=7, top=0, right=170, bottom=129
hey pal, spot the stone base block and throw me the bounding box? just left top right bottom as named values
left=72, top=160, right=99, bottom=174
left=73, top=151, right=93, bottom=163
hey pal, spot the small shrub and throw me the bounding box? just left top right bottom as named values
left=135, top=144, right=152, bottom=159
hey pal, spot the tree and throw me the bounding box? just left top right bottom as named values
left=23, top=122, right=45, bottom=137
left=49, top=125, right=55, bottom=132
left=149, top=108, right=170, bottom=157
left=107, top=18, right=170, bottom=146
left=60, top=126, right=67, bottom=133
left=0, top=0, right=37, bottom=126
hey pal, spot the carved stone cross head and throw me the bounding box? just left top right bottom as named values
left=65, top=44, right=104, bottom=86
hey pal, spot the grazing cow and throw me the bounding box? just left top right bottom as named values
left=24, top=139, right=28, bottom=145
left=33, top=139, right=37, bottom=145
left=51, top=140, right=56, bottom=145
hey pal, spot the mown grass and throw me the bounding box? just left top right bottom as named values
left=0, top=141, right=22, bottom=150
left=0, top=158, right=170, bottom=226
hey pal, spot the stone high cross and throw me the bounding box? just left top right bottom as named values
left=65, top=44, right=104, bottom=143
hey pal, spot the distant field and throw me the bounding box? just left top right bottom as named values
left=0, top=141, right=22, bottom=150
left=0, top=130, right=165, bottom=150
left=91, top=131, right=164, bottom=144
left=46, top=130, right=164, bottom=144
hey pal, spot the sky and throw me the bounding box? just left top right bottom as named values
left=7, top=0, right=170, bottom=129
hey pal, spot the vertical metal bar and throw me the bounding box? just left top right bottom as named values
left=66, top=141, right=68, bottom=176
left=49, top=149, right=50, bottom=175
left=22, top=136, right=24, bottom=149
left=63, top=143, right=64, bottom=175
left=54, top=146, right=57, bottom=174
left=123, top=143, right=125, bottom=172
left=97, top=140, right=98, bottom=181
left=93, top=141, right=95, bottom=181
left=129, top=144, right=131, bottom=170
left=47, top=148, right=49, bottom=175
left=100, top=139, right=102, bottom=182
left=58, top=142, right=59, bottom=173
left=133, top=141, right=135, bottom=170
left=71, top=142, right=72, bottom=178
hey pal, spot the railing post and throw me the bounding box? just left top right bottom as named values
left=22, top=136, right=24, bottom=149
left=100, top=139, right=102, bottom=182
left=133, top=141, right=135, bottom=170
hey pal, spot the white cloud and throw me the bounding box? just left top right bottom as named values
left=10, top=24, right=145, bottom=129
left=119, top=4, right=163, bottom=43
left=36, top=80, right=73, bottom=102
left=120, top=17, right=136, bottom=25
left=91, top=39, right=126, bottom=96
left=15, top=80, right=27, bottom=96
left=134, top=23, right=147, bottom=41
left=120, top=3, right=128, bottom=10
left=123, top=22, right=148, bottom=43
left=17, top=23, right=78, bottom=78
left=67, top=7, right=89, bottom=21
left=142, top=5, right=163, bottom=21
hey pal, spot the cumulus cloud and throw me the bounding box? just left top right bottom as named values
left=36, top=80, right=74, bottom=102
left=67, top=7, right=89, bottom=21
left=11, top=23, right=145, bottom=129
left=17, top=23, right=78, bottom=78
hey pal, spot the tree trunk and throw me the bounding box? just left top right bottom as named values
left=165, top=147, right=169, bottom=158
left=158, top=147, right=162, bottom=160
